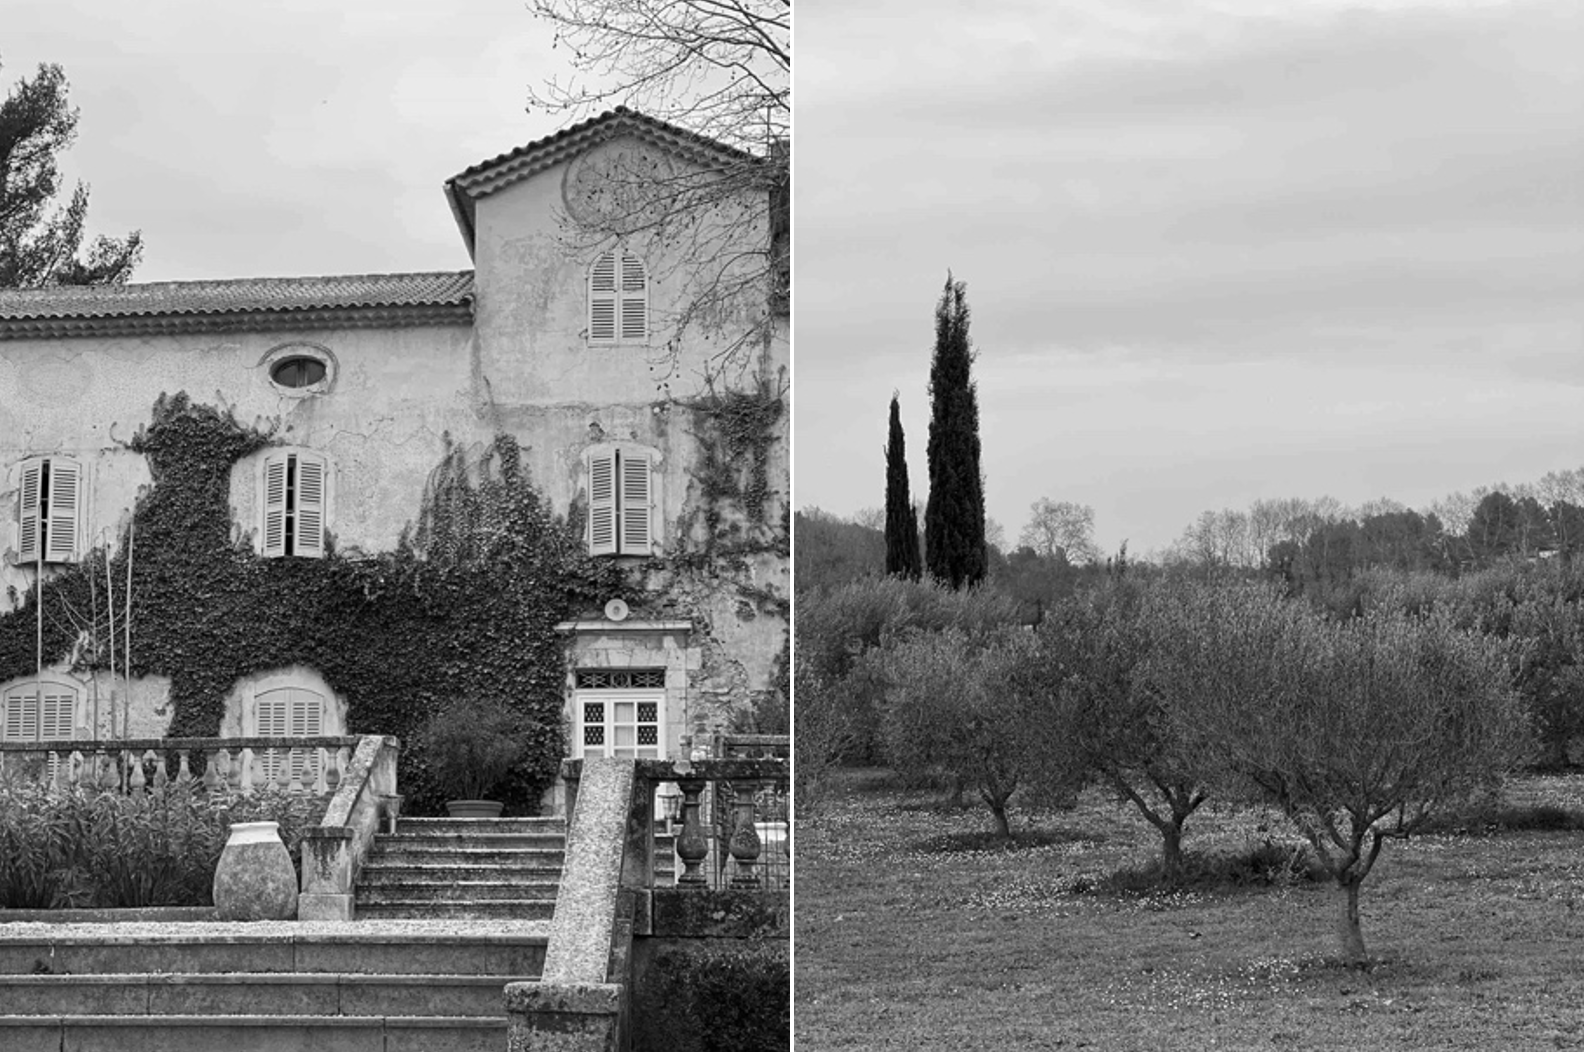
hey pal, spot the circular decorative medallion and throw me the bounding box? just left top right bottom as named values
left=562, top=141, right=677, bottom=232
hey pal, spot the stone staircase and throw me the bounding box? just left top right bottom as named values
left=0, top=928, right=547, bottom=1051
left=355, top=816, right=567, bottom=920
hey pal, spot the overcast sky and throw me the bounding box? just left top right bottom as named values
left=795, top=0, right=1584, bottom=556
left=5, top=0, right=571, bottom=282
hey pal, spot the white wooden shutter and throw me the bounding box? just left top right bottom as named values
left=45, top=459, right=80, bottom=563
left=295, top=453, right=326, bottom=558
left=255, top=688, right=289, bottom=783
left=589, top=451, right=617, bottom=555
left=16, top=459, right=42, bottom=565
left=40, top=689, right=75, bottom=741
left=619, top=450, right=653, bottom=555
left=589, top=252, right=617, bottom=342
left=618, top=252, right=648, bottom=342
left=2, top=688, right=33, bottom=742
left=262, top=454, right=287, bottom=557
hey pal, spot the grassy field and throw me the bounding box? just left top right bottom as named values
left=795, top=769, right=1584, bottom=1051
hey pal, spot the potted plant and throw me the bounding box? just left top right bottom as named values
left=414, top=697, right=530, bottom=818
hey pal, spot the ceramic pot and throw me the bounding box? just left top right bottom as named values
left=213, top=821, right=298, bottom=921
left=445, top=799, right=505, bottom=818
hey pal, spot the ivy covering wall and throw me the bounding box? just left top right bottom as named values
left=0, top=393, right=622, bottom=814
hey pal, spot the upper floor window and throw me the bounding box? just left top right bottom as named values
left=260, top=450, right=329, bottom=558
left=587, top=446, right=656, bottom=557
left=14, top=456, right=82, bottom=565
left=271, top=357, right=326, bottom=388
left=261, top=342, right=336, bottom=397
left=588, top=249, right=648, bottom=344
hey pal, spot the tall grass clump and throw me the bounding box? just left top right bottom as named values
left=0, top=782, right=324, bottom=909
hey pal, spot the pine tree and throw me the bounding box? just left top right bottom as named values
left=885, top=393, right=922, bottom=580
left=0, top=61, right=142, bottom=287
left=924, top=274, right=987, bottom=588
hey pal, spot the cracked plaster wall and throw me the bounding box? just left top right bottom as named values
left=0, top=135, right=789, bottom=743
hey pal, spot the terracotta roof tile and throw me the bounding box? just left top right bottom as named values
left=0, top=271, right=474, bottom=322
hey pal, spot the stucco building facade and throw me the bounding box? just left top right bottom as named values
left=0, top=109, right=788, bottom=789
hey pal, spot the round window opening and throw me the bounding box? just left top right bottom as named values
left=271, top=357, right=327, bottom=388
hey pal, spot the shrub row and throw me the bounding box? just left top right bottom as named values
left=0, top=783, right=325, bottom=910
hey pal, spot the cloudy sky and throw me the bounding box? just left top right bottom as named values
left=795, top=0, right=1584, bottom=556
left=4, top=0, right=573, bottom=282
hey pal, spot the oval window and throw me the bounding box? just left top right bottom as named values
left=270, top=357, right=326, bottom=388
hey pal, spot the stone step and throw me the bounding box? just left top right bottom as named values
left=354, top=901, right=556, bottom=921
left=0, top=1013, right=504, bottom=1052
left=356, top=881, right=560, bottom=903
left=373, top=833, right=567, bottom=851
left=0, top=972, right=526, bottom=1017
left=359, top=864, right=563, bottom=884
left=365, top=846, right=566, bottom=868
left=394, top=817, right=564, bottom=836
left=0, top=935, right=547, bottom=977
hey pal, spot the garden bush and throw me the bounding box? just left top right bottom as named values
left=633, top=942, right=789, bottom=1052
left=0, top=783, right=324, bottom=909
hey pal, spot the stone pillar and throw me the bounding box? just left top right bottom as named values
left=296, top=827, right=355, bottom=921
left=505, top=982, right=624, bottom=1052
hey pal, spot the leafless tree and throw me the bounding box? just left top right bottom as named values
left=1019, top=498, right=1101, bottom=565
left=526, top=0, right=789, bottom=381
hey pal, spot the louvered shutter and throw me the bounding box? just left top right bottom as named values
left=255, top=689, right=288, bottom=783
left=288, top=689, right=322, bottom=783
left=295, top=454, right=326, bottom=558
left=618, top=252, right=648, bottom=342
left=2, top=688, right=32, bottom=742
left=589, top=252, right=617, bottom=342
left=40, top=689, right=74, bottom=741
left=16, top=459, right=42, bottom=565
left=262, top=455, right=287, bottom=557
left=589, top=451, right=617, bottom=555
left=619, top=451, right=653, bottom=555
left=45, top=459, right=80, bottom=563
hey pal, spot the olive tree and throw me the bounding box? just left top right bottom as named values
left=1034, top=580, right=1218, bottom=885
left=877, top=627, right=1077, bottom=838
left=1155, top=583, right=1529, bottom=964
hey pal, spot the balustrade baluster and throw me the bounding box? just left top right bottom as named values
left=153, top=751, right=169, bottom=788
left=675, top=776, right=710, bottom=888
left=93, top=750, right=114, bottom=792
left=312, top=748, right=328, bottom=796
left=239, top=748, right=256, bottom=793
left=726, top=779, right=763, bottom=889
left=128, top=749, right=146, bottom=792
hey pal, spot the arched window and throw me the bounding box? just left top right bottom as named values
left=588, top=248, right=648, bottom=344
left=1, top=676, right=78, bottom=743
left=247, top=675, right=339, bottom=784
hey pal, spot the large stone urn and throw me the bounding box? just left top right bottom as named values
left=213, top=821, right=298, bottom=921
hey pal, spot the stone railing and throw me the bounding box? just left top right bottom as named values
left=297, top=735, right=400, bottom=921
left=509, top=755, right=790, bottom=1050
left=0, top=737, right=362, bottom=796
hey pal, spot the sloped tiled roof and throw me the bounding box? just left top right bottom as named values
left=444, top=107, right=759, bottom=255
left=0, top=271, right=475, bottom=340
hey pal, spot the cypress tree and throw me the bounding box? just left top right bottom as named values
left=924, top=274, right=986, bottom=588
left=884, top=393, right=923, bottom=580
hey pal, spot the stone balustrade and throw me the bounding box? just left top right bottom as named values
left=0, top=737, right=362, bottom=797
left=511, top=754, right=790, bottom=1050
left=562, top=756, right=791, bottom=892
